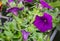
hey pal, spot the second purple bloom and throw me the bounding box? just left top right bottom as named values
left=33, top=12, right=52, bottom=32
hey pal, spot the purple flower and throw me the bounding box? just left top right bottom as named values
left=8, top=0, right=14, bottom=3
left=40, top=0, right=52, bottom=9
left=18, top=0, right=32, bottom=3
left=33, top=12, right=52, bottom=32
left=6, top=7, right=24, bottom=16
left=24, top=0, right=32, bottom=2
left=21, top=30, right=30, bottom=41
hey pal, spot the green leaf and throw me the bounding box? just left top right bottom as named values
left=13, top=16, right=22, bottom=24
left=10, top=2, right=16, bottom=7
left=2, top=0, right=8, bottom=4
left=27, top=24, right=36, bottom=33
left=37, top=33, right=44, bottom=41
left=13, top=31, right=22, bottom=38
left=17, top=2, right=24, bottom=8
left=50, top=1, right=60, bottom=8
left=0, top=38, right=4, bottom=41
left=4, top=31, right=13, bottom=39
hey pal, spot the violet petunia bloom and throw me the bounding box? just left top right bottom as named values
left=21, top=30, right=30, bottom=41
left=8, top=0, right=14, bottom=3
left=18, top=0, right=32, bottom=3
left=24, top=0, right=32, bottom=2
left=40, top=0, right=52, bottom=9
left=6, top=7, right=24, bottom=16
left=33, top=12, right=52, bottom=32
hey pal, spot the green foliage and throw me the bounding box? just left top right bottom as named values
left=1, top=0, right=60, bottom=41
left=50, top=1, right=60, bottom=9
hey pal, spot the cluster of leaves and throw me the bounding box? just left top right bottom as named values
left=0, top=0, right=60, bottom=41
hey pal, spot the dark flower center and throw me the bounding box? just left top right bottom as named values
left=44, top=19, right=47, bottom=23
left=41, top=17, right=48, bottom=24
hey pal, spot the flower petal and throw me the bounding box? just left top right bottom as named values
left=8, top=0, right=14, bottom=3
left=6, top=7, right=19, bottom=16
left=21, top=30, right=30, bottom=41
left=25, top=0, right=32, bottom=2
left=40, top=0, right=52, bottom=9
